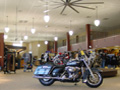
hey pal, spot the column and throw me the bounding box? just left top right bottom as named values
left=0, top=33, right=4, bottom=68
left=86, top=24, right=93, bottom=49
left=66, top=32, right=71, bottom=51
left=54, top=41, right=57, bottom=53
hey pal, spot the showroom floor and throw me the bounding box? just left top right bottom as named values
left=0, top=67, right=120, bottom=90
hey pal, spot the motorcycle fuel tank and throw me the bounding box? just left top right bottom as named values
left=66, top=60, right=80, bottom=66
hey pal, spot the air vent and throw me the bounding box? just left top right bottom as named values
left=19, top=20, right=28, bottom=23
left=86, top=16, right=91, bottom=18
left=103, top=18, right=109, bottom=20
left=62, top=14, right=67, bottom=16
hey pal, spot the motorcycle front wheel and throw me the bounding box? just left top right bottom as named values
left=86, top=71, right=103, bottom=88
left=39, top=78, right=55, bottom=86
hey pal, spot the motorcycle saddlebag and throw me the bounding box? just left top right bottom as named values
left=34, top=63, right=53, bottom=75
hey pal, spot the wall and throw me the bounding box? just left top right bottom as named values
left=93, top=35, right=120, bottom=49
left=29, top=41, right=47, bottom=58
left=58, top=46, right=67, bottom=53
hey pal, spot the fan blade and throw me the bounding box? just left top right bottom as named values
left=61, top=0, right=66, bottom=3
left=51, top=1, right=63, bottom=4
left=71, top=0, right=82, bottom=4
left=51, top=3, right=64, bottom=5
left=73, top=2, right=104, bottom=4
left=68, top=0, right=71, bottom=3
left=60, top=5, right=67, bottom=14
left=68, top=5, right=79, bottom=13
left=72, top=4, right=95, bottom=10
left=53, top=4, right=64, bottom=9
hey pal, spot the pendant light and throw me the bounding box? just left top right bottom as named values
left=94, top=6, right=100, bottom=26
left=4, top=35, right=8, bottom=39
left=54, top=37, right=58, bottom=41
left=5, top=16, right=10, bottom=33
left=31, top=18, right=36, bottom=34
left=69, top=20, right=74, bottom=36
left=54, top=29, right=58, bottom=41
left=20, top=40, right=23, bottom=44
left=20, top=35, right=23, bottom=44
left=44, top=2, right=50, bottom=23
left=69, top=31, right=73, bottom=36
left=44, top=41, right=48, bottom=45
left=24, top=28, right=28, bottom=40
left=24, top=35, right=28, bottom=40
left=37, top=44, right=40, bottom=47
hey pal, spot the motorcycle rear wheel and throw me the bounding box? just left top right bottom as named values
left=39, top=78, right=55, bottom=86
left=86, top=71, right=103, bottom=88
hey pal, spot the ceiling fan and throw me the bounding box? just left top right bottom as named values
left=52, top=0, right=104, bottom=14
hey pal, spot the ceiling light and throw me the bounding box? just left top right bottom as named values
left=54, top=37, right=58, bottom=41
left=31, top=18, right=36, bottom=34
left=94, top=19, right=100, bottom=26
left=94, top=6, right=100, bottom=26
left=44, top=15, right=50, bottom=23
left=31, top=28, right=36, bottom=34
left=4, top=35, right=8, bottom=39
left=29, top=51, right=32, bottom=53
left=24, top=35, right=28, bottom=40
left=44, top=41, right=48, bottom=45
left=69, top=31, right=73, bottom=36
left=13, top=43, right=22, bottom=47
left=20, top=40, right=23, bottom=44
left=5, top=16, right=10, bottom=33
left=44, top=10, right=50, bottom=13
left=37, top=44, right=40, bottom=47
left=5, top=27, right=10, bottom=33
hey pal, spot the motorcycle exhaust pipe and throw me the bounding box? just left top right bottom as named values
left=33, top=75, right=69, bottom=80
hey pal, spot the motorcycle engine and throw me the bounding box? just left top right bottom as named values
left=64, top=66, right=80, bottom=79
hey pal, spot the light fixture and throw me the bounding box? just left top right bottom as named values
left=4, top=35, right=8, bottom=39
left=69, top=31, right=73, bottom=36
left=69, top=20, right=74, bottom=36
left=44, top=15, right=50, bottom=23
left=54, top=37, right=58, bottom=41
left=44, top=2, right=50, bottom=23
left=13, top=43, right=22, bottom=47
left=20, top=40, right=23, bottom=44
left=44, top=41, right=48, bottom=45
left=37, top=44, right=40, bottom=47
left=31, top=28, right=35, bottom=34
left=31, top=18, right=36, bottom=34
left=94, top=6, right=100, bottom=26
left=94, top=20, right=100, bottom=26
left=5, top=27, right=10, bottom=33
left=24, top=35, right=28, bottom=40
left=5, top=16, right=10, bottom=33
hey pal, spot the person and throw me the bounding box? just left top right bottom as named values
left=111, top=54, right=117, bottom=69
left=16, top=52, right=21, bottom=69
left=100, top=50, right=107, bottom=68
left=22, top=53, right=30, bottom=72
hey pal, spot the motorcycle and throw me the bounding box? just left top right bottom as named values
left=33, top=51, right=103, bottom=88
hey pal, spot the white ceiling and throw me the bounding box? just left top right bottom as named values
left=0, top=0, right=120, bottom=42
